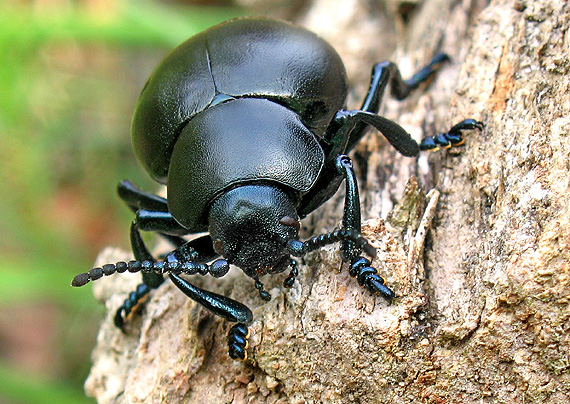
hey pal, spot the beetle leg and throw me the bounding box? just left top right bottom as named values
left=113, top=220, right=162, bottom=329
left=118, top=179, right=169, bottom=213
left=283, top=259, right=299, bottom=288
left=113, top=181, right=221, bottom=329
left=169, top=273, right=254, bottom=360
left=296, top=117, right=354, bottom=217
left=254, top=278, right=271, bottom=301
left=228, top=323, right=250, bottom=361
left=346, top=53, right=450, bottom=151
left=336, top=155, right=396, bottom=300
left=169, top=273, right=253, bottom=323
left=287, top=228, right=395, bottom=301
left=118, top=180, right=190, bottom=247
left=419, top=119, right=484, bottom=151
left=335, top=155, right=362, bottom=261
left=350, top=257, right=395, bottom=300
left=297, top=106, right=422, bottom=217
left=113, top=218, right=222, bottom=329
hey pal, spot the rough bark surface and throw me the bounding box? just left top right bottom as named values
left=83, top=0, right=570, bottom=403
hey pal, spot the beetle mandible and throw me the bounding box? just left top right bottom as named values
left=72, top=17, right=483, bottom=360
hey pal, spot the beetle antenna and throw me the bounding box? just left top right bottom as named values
left=286, top=228, right=376, bottom=258
left=71, top=259, right=229, bottom=287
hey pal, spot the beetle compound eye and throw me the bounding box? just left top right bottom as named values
left=279, top=215, right=300, bottom=231
left=213, top=239, right=225, bottom=255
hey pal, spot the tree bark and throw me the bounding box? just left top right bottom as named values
left=83, top=0, right=570, bottom=403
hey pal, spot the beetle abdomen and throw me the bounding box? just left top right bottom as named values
left=132, top=17, right=347, bottom=184
left=167, top=98, right=324, bottom=231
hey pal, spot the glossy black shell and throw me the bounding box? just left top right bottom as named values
left=131, top=17, right=349, bottom=231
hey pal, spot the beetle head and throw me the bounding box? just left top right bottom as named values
left=208, top=185, right=300, bottom=279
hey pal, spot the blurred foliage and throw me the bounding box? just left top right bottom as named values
left=0, top=0, right=243, bottom=403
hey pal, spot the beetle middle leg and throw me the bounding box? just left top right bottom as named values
left=111, top=219, right=161, bottom=329
left=113, top=182, right=184, bottom=329
left=118, top=179, right=190, bottom=248
left=336, top=155, right=396, bottom=299
left=112, top=181, right=221, bottom=328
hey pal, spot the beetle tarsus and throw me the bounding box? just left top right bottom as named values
left=228, top=323, right=249, bottom=360
left=114, top=282, right=152, bottom=329
left=283, top=259, right=299, bottom=288
left=350, top=257, right=395, bottom=300
left=420, top=119, right=484, bottom=151
left=255, top=279, right=271, bottom=301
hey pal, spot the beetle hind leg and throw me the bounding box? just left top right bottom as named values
left=345, top=53, right=451, bottom=152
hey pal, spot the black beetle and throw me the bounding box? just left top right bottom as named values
left=72, top=17, right=483, bottom=360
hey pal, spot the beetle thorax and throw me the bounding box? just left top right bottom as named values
left=208, top=185, right=300, bottom=278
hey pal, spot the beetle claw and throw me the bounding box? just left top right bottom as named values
left=367, top=278, right=396, bottom=300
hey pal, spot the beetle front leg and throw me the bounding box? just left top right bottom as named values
left=228, top=323, right=250, bottom=360
left=114, top=213, right=221, bottom=329
left=336, top=154, right=396, bottom=300
left=169, top=273, right=253, bottom=360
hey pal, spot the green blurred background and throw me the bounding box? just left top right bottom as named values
left=0, top=1, right=244, bottom=402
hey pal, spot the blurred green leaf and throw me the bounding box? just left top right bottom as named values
left=0, top=1, right=243, bottom=47
left=0, top=359, right=95, bottom=404
left=0, top=257, right=97, bottom=307
left=0, top=1, right=244, bottom=402
left=0, top=0, right=244, bottom=296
